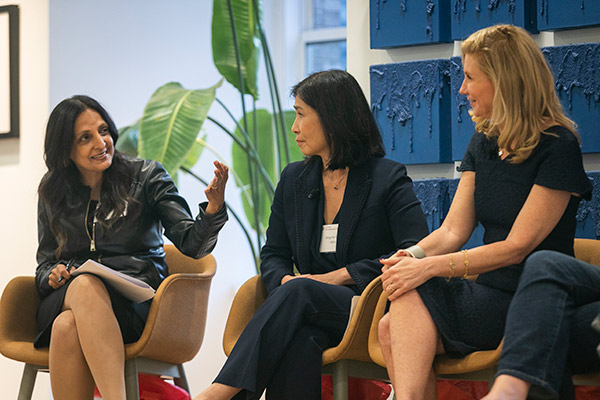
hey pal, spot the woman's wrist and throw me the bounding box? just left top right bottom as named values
left=403, top=245, right=426, bottom=259
left=205, top=201, right=223, bottom=215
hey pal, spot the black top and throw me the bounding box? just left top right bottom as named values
left=458, top=126, right=592, bottom=291
left=36, top=159, right=228, bottom=298
left=259, top=157, right=429, bottom=294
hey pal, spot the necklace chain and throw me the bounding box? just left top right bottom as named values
left=325, top=170, right=348, bottom=190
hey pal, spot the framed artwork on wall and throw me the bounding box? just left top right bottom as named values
left=0, top=5, right=19, bottom=139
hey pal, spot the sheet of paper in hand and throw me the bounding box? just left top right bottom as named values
left=71, top=259, right=156, bottom=303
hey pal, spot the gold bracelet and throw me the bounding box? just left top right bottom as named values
left=446, top=254, right=456, bottom=283
left=462, top=249, right=470, bottom=278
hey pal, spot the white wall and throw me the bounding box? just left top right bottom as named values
left=1, top=0, right=285, bottom=398
left=6, top=1, right=597, bottom=398
left=0, top=0, right=50, bottom=398
left=347, top=0, right=600, bottom=179
left=48, top=0, right=271, bottom=397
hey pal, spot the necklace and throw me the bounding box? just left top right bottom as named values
left=325, top=170, right=348, bottom=190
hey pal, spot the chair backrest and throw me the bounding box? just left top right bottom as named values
left=574, top=239, right=600, bottom=266
left=222, top=275, right=267, bottom=356
left=164, top=244, right=216, bottom=275
left=125, top=245, right=217, bottom=363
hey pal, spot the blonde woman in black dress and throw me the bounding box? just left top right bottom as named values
left=378, top=25, right=592, bottom=399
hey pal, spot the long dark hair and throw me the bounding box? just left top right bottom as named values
left=39, top=95, right=135, bottom=257
left=291, top=70, right=385, bottom=170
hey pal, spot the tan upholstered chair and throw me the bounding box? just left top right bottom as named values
left=367, top=238, right=600, bottom=388
left=0, top=245, right=216, bottom=400
left=222, top=275, right=387, bottom=400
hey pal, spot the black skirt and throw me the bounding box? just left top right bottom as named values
left=34, top=274, right=151, bottom=348
left=416, top=276, right=513, bottom=357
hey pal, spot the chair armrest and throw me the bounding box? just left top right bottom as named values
left=222, top=275, right=267, bottom=356
left=367, top=288, right=389, bottom=367
left=322, top=276, right=383, bottom=364
left=0, top=276, right=39, bottom=345
left=125, top=271, right=214, bottom=364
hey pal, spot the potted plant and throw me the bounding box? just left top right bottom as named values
left=116, top=0, right=303, bottom=271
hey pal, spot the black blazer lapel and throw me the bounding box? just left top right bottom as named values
left=336, top=161, right=372, bottom=265
left=293, top=158, right=322, bottom=271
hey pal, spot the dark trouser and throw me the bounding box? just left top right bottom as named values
left=215, top=278, right=356, bottom=400
left=497, top=250, right=600, bottom=399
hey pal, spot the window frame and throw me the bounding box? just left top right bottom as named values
left=300, top=0, right=347, bottom=77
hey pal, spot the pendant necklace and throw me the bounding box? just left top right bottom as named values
left=326, top=170, right=348, bottom=190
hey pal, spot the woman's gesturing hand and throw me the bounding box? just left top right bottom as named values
left=205, top=161, right=229, bottom=215
left=380, top=255, right=431, bottom=301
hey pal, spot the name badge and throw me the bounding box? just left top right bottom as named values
left=320, top=224, right=338, bottom=253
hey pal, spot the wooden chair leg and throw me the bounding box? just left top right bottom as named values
left=173, top=364, right=190, bottom=394
left=17, top=364, right=39, bottom=400
left=332, top=359, right=349, bottom=400
left=124, top=358, right=140, bottom=400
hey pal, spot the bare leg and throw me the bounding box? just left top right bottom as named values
left=62, top=274, right=126, bottom=400
left=194, top=383, right=241, bottom=400
left=423, top=368, right=438, bottom=400
left=387, top=290, right=440, bottom=400
left=482, top=374, right=530, bottom=400
left=378, top=314, right=397, bottom=385
left=49, top=310, right=95, bottom=399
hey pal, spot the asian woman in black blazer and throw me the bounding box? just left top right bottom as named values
left=196, top=70, right=429, bottom=400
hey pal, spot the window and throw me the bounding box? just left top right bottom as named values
left=302, top=0, right=347, bottom=76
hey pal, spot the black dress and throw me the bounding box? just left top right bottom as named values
left=417, top=126, right=592, bottom=357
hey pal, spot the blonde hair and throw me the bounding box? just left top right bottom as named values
left=461, top=24, right=577, bottom=163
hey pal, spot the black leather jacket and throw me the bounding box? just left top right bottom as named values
left=36, top=159, right=228, bottom=298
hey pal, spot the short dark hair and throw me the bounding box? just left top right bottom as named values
left=291, top=70, right=385, bottom=170
left=39, top=95, right=134, bottom=257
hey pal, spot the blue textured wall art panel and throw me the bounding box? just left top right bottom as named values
left=576, top=171, right=600, bottom=239
left=449, top=56, right=476, bottom=161
left=451, top=0, right=537, bottom=40
left=371, top=59, right=452, bottom=165
left=538, top=0, right=600, bottom=31
left=370, top=0, right=451, bottom=48
left=413, top=177, right=484, bottom=248
left=413, top=178, right=450, bottom=233
left=413, top=172, right=600, bottom=247
left=543, top=43, right=600, bottom=154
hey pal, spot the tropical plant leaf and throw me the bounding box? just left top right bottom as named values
left=212, top=0, right=259, bottom=100
left=232, top=109, right=300, bottom=232
left=138, top=81, right=220, bottom=176
left=182, top=134, right=207, bottom=170
left=116, top=119, right=140, bottom=158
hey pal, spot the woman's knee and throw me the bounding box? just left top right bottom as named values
left=378, top=313, right=391, bottom=347
left=521, top=250, right=574, bottom=284
left=51, top=310, right=79, bottom=348
left=65, top=274, right=110, bottom=308
left=274, top=278, right=324, bottom=300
